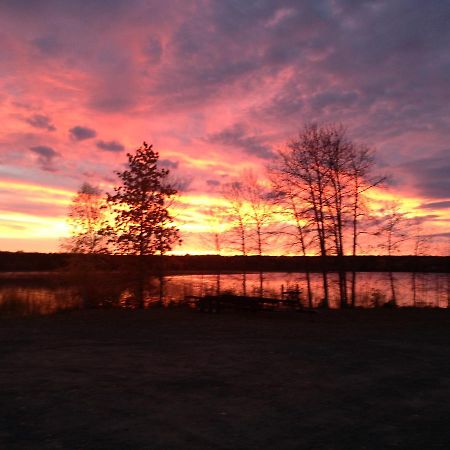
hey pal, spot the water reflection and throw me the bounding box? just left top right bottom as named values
left=0, top=286, right=80, bottom=316
left=161, top=272, right=450, bottom=309
left=0, top=272, right=449, bottom=316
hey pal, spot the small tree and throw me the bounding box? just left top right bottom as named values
left=201, top=206, right=228, bottom=255
left=222, top=181, right=250, bottom=256
left=62, top=182, right=107, bottom=254
left=105, top=142, right=181, bottom=256
left=240, top=170, right=274, bottom=256
left=375, top=201, right=410, bottom=306
left=376, top=201, right=409, bottom=256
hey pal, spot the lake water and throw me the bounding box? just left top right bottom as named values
left=1, top=271, right=449, bottom=316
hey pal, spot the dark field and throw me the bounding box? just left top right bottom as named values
left=1, top=308, right=449, bottom=449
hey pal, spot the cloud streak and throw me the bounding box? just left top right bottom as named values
left=96, top=140, right=124, bottom=153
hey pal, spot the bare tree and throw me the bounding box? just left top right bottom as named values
left=201, top=206, right=228, bottom=254
left=375, top=201, right=410, bottom=305
left=347, top=146, right=385, bottom=305
left=274, top=124, right=350, bottom=304
left=222, top=171, right=274, bottom=256
left=222, top=181, right=250, bottom=256
left=376, top=201, right=409, bottom=256
left=268, top=172, right=315, bottom=306
left=410, top=218, right=433, bottom=306
left=239, top=170, right=274, bottom=256
left=272, top=123, right=384, bottom=307
left=62, top=182, right=108, bottom=254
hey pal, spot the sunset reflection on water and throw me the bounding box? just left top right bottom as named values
left=0, top=272, right=449, bottom=316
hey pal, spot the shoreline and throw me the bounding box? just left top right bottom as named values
left=1, top=252, right=450, bottom=274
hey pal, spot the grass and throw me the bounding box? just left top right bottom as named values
left=1, top=307, right=449, bottom=449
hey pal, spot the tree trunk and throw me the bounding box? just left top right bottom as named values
left=322, top=271, right=329, bottom=308
left=258, top=271, right=264, bottom=298
left=338, top=271, right=348, bottom=308
left=242, top=272, right=247, bottom=296
left=388, top=272, right=397, bottom=306
left=350, top=271, right=357, bottom=307
left=305, top=271, right=313, bottom=308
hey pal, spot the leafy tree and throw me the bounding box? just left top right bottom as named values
left=62, top=182, right=107, bottom=253
left=105, top=142, right=181, bottom=256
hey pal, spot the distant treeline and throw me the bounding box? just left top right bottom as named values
left=0, top=252, right=449, bottom=273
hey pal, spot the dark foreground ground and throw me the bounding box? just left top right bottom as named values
left=1, top=308, right=449, bottom=450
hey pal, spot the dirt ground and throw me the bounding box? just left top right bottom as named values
left=0, top=307, right=449, bottom=450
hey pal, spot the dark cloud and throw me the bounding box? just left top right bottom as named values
left=206, top=179, right=220, bottom=187
left=96, top=140, right=124, bottom=152
left=310, top=90, right=360, bottom=111
left=90, top=94, right=136, bottom=113
left=29, top=145, right=59, bottom=171
left=144, top=36, right=163, bottom=64
left=32, top=35, right=62, bottom=56
left=25, top=114, right=55, bottom=131
left=159, top=159, right=179, bottom=169
left=428, top=232, right=450, bottom=239
left=69, top=126, right=97, bottom=141
left=421, top=201, right=450, bottom=210
left=30, top=145, right=58, bottom=159
left=207, top=124, right=274, bottom=159
left=397, top=151, right=450, bottom=199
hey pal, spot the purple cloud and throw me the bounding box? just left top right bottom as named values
left=29, top=145, right=59, bottom=171
left=25, top=114, right=55, bottom=131
left=69, top=126, right=97, bottom=141
left=96, top=140, right=124, bottom=152
left=421, top=201, right=450, bottom=210
left=397, top=150, right=450, bottom=199
left=159, top=159, right=179, bottom=169
left=207, top=123, right=274, bottom=159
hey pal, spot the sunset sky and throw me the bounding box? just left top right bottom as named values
left=0, top=0, right=449, bottom=254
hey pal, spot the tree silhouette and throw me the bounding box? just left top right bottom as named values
left=105, top=142, right=181, bottom=256
left=273, top=123, right=384, bottom=306
left=222, top=181, right=250, bottom=256
left=102, top=142, right=181, bottom=307
left=240, top=170, right=274, bottom=256
left=62, top=182, right=107, bottom=254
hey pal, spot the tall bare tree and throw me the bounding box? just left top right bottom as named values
left=272, top=123, right=383, bottom=307
left=269, top=172, right=315, bottom=305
